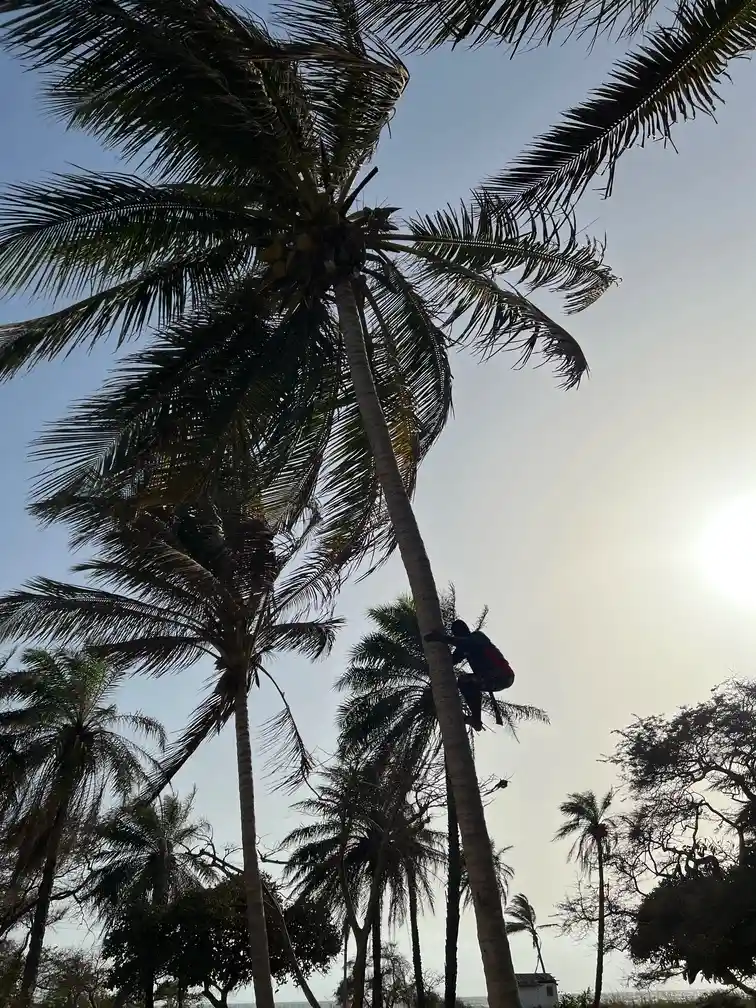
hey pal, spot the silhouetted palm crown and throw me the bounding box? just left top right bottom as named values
left=0, top=0, right=614, bottom=569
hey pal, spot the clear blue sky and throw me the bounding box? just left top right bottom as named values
left=2, top=9, right=756, bottom=1000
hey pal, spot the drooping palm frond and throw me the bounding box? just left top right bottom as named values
left=483, top=0, right=756, bottom=212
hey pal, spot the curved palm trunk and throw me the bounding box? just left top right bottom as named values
left=335, top=280, right=521, bottom=1008
left=233, top=674, right=275, bottom=1008
left=408, top=874, right=426, bottom=1008
left=444, top=774, right=462, bottom=1008
left=593, top=845, right=605, bottom=1008
left=18, top=799, right=69, bottom=1008
left=371, top=902, right=383, bottom=1008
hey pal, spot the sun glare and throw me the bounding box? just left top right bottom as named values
left=699, top=495, right=756, bottom=607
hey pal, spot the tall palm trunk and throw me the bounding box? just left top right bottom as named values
left=233, top=672, right=275, bottom=1008
left=352, top=931, right=371, bottom=1008
left=335, top=279, right=521, bottom=1008
left=593, top=844, right=605, bottom=1008
left=444, top=774, right=461, bottom=1008
left=408, top=872, right=426, bottom=1008
left=371, top=901, right=382, bottom=1008
left=18, top=799, right=69, bottom=1008
left=342, top=919, right=350, bottom=1008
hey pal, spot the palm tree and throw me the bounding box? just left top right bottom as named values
left=0, top=488, right=340, bottom=1008
left=284, top=758, right=445, bottom=1008
left=555, top=790, right=616, bottom=1008
left=337, top=593, right=547, bottom=1008
left=0, top=4, right=614, bottom=1004
left=85, top=791, right=216, bottom=1008
left=86, top=790, right=216, bottom=917
left=505, top=894, right=553, bottom=973
left=0, top=647, right=165, bottom=1008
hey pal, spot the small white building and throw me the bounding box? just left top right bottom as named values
left=516, top=973, right=559, bottom=1008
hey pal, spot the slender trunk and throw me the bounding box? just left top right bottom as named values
left=408, top=874, right=425, bottom=1008
left=593, top=846, right=605, bottom=1008
left=17, top=800, right=69, bottom=1008
left=536, top=942, right=546, bottom=973
left=335, top=279, right=521, bottom=1008
left=352, top=932, right=371, bottom=1008
left=262, top=877, right=321, bottom=1008
left=343, top=919, right=350, bottom=1008
left=233, top=673, right=276, bottom=1008
left=444, top=774, right=462, bottom=1008
left=371, top=900, right=383, bottom=1008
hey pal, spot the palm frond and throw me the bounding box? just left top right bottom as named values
left=403, top=200, right=616, bottom=313
left=275, top=0, right=408, bottom=184
left=483, top=0, right=756, bottom=210
left=405, top=248, right=591, bottom=389
left=355, top=0, right=659, bottom=51
left=258, top=668, right=315, bottom=793
left=0, top=0, right=318, bottom=187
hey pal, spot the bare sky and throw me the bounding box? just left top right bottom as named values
left=1, top=13, right=756, bottom=1002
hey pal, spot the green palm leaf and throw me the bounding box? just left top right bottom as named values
left=484, top=0, right=756, bottom=210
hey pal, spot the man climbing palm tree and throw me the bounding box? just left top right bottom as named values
left=425, top=619, right=515, bottom=731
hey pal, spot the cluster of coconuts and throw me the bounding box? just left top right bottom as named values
left=258, top=199, right=368, bottom=291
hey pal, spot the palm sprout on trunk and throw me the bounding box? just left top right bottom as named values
left=0, top=648, right=165, bottom=1007
left=0, top=488, right=341, bottom=1007
left=0, top=4, right=614, bottom=1004
left=555, top=790, right=616, bottom=1008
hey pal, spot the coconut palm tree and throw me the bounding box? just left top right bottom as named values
left=0, top=487, right=340, bottom=1008
left=556, top=790, right=616, bottom=1008
left=0, top=4, right=614, bottom=1004
left=284, top=757, right=445, bottom=1008
left=0, top=647, right=165, bottom=1008
left=337, top=593, right=546, bottom=1008
left=504, top=894, right=554, bottom=973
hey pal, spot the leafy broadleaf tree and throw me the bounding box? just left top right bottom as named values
left=0, top=3, right=614, bottom=1004
left=337, top=593, right=546, bottom=1008
left=555, top=791, right=616, bottom=1008
left=0, top=487, right=340, bottom=1008
left=0, top=647, right=165, bottom=1008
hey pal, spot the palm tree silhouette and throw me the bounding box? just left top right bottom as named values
left=505, top=894, right=555, bottom=973
left=337, top=592, right=546, bottom=1008
left=556, top=790, right=616, bottom=1008
left=0, top=648, right=164, bottom=1006
left=0, top=4, right=613, bottom=1000
left=0, top=485, right=339, bottom=1008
